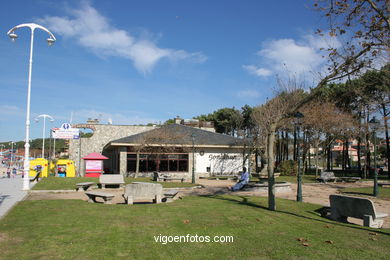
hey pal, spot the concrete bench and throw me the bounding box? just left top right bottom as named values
left=85, top=191, right=115, bottom=204
left=123, top=182, right=162, bottom=204
left=99, top=174, right=125, bottom=189
left=212, top=175, right=238, bottom=180
left=162, top=177, right=184, bottom=182
left=338, top=177, right=361, bottom=183
left=329, top=194, right=388, bottom=228
left=75, top=182, right=95, bottom=192
left=163, top=189, right=180, bottom=202
left=378, top=182, right=390, bottom=188
left=317, top=172, right=337, bottom=183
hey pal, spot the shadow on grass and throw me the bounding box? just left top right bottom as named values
left=202, top=194, right=390, bottom=236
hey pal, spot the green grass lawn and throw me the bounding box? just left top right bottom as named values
left=341, top=186, right=390, bottom=200
left=0, top=196, right=389, bottom=259
left=32, top=177, right=199, bottom=190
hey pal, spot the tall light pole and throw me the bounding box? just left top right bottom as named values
left=294, top=112, right=304, bottom=202
left=191, top=133, right=196, bottom=184
left=9, top=141, right=16, bottom=168
left=369, top=117, right=380, bottom=197
left=7, top=23, right=56, bottom=190
left=35, top=114, right=54, bottom=159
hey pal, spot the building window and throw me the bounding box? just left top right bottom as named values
left=126, top=153, right=188, bottom=173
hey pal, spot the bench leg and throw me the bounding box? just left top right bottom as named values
left=87, top=196, right=96, bottom=203
left=155, top=195, right=162, bottom=204
left=104, top=198, right=113, bottom=205
left=126, top=196, right=134, bottom=205
left=363, top=215, right=383, bottom=228
left=102, top=184, right=106, bottom=189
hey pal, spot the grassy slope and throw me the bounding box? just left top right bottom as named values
left=0, top=196, right=389, bottom=259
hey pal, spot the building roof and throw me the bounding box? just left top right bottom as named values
left=108, top=124, right=248, bottom=148
left=82, top=152, right=109, bottom=160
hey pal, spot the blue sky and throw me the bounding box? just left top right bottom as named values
left=0, top=0, right=333, bottom=142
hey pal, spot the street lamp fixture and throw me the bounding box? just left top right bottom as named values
left=35, top=114, right=54, bottom=159
left=7, top=23, right=56, bottom=191
left=294, top=111, right=304, bottom=202
left=369, top=116, right=380, bottom=197
left=191, top=133, right=196, bottom=184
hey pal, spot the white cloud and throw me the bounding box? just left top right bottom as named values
left=37, top=1, right=206, bottom=74
left=0, top=105, right=25, bottom=119
left=242, top=65, right=272, bottom=77
left=237, top=89, right=261, bottom=98
left=244, top=34, right=341, bottom=81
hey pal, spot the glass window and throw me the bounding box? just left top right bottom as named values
left=179, top=161, right=188, bottom=172
left=127, top=160, right=136, bottom=172
left=127, top=154, right=136, bottom=159
left=179, top=154, right=188, bottom=159
left=169, top=160, right=178, bottom=171
left=139, top=159, right=147, bottom=172
left=147, top=159, right=157, bottom=172
left=168, top=154, right=179, bottom=159
left=160, top=160, right=168, bottom=171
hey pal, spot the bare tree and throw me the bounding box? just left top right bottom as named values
left=252, top=86, right=304, bottom=211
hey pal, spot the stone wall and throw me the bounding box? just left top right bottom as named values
left=69, top=124, right=155, bottom=175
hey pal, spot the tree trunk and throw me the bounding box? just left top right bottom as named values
left=293, top=128, right=297, bottom=161
left=135, top=152, right=140, bottom=177
left=315, top=139, right=320, bottom=177
left=382, top=103, right=390, bottom=179
left=267, top=123, right=277, bottom=211
left=365, top=110, right=371, bottom=179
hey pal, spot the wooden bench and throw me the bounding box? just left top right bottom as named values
left=378, top=182, right=390, bottom=188
left=99, top=174, right=125, bottom=189
left=85, top=191, right=115, bottom=204
left=123, top=182, right=162, bottom=204
left=316, top=172, right=337, bottom=183
left=75, top=182, right=95, bottom=192
left=329, top=194, right=388, bottom=228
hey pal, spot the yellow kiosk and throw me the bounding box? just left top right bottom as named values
left=29, top=158, right=49, bottom=178
left=56, top=159, right=76, bottom=177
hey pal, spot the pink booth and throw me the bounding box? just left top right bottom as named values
left=82, top=152, right=109, bottom=177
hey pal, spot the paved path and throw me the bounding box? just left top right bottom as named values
left=0, top=175, right=32, bottom=219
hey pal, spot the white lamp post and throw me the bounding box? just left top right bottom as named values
left=35, top=114, right=54, bottom=159
left=7, top=23, right=56, bottom=190
left=9, top=141, right=16, bottom=167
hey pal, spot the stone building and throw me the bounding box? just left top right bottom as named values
left=103, top=124, right=249, bottom=180
left=68, top=123, right=155, bottom=175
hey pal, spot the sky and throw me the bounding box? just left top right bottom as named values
left=0, top=0, right=334, bottom=142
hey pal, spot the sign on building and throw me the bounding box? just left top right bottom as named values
left=52, top=123, right=80, bottom=139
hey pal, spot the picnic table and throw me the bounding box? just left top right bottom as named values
left=85, top=191, right=115, bottom=204
left=75, top=182, right=95, bottom=192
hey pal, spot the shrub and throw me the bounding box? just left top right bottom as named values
left=278, top=160, right=297, bottom=176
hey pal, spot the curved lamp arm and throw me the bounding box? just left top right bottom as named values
left=7, top=23, right=56, bottom=44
